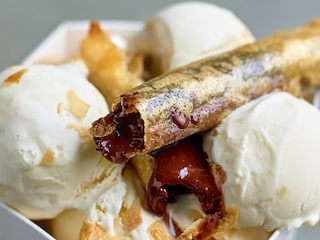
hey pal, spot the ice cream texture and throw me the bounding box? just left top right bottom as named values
left=48, top=163, right=172, bottom=240
left=78, top=166, right=172, bottom=240
left=0, top=64, right=172, bottom=239
left=204, top=91, right=320, bottom=231
left=0, top=64, right=112, bottom=219
left=130, top=1, right=254, bottom=75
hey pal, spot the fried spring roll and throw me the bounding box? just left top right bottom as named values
left=91, top=19, right=320, bottom=163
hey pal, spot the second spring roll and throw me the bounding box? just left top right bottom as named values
left=91, top=19, right=320, bottom=163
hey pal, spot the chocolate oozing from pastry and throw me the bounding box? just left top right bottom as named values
left=91, top=19, right=320, bottom=164
left=92, top=93, right=145, bottom=163
left=147, top=134, right=226, bottom=236
left=148, top=135, right=224, bottom=214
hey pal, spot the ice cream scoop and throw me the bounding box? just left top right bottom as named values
left=0, top=64, right=111, bottom=219
left=74, top=166, right=172, bottom=240
left=204, top=91, right=320, bottom=232
left=129, top=1, right=254, bottom=76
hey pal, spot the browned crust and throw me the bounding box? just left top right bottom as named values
left=177, top=207, right=238, bottom=240
left=120, top=198, right=143, bottom=233
left=79, top=221, right=122, bottom=240
left=147, top=220, right=173, bottom=240
left=3, top=68, right=28, bottom=84
left=91, top=18, right=320, bottom=160
left=80, top=21, right=144, bottom=109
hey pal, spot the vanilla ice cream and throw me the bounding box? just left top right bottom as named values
left=204, top=91, right=320, bottom=232
left=0, top=64, right=113, bottom=219
left=57, top=166, right=172, bottom=240
left=130, top=2, right=254, bottom=75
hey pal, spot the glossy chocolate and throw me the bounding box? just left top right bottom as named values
left=147, top=135, right=224, bottom=215
left=93, top=93, right=145, bottom=163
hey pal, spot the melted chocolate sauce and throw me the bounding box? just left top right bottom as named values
left=93, top=94, right=226, bottom=237
left=93, top=93, right=145, bottom=163
left=147, top=134, right=224, bottom=216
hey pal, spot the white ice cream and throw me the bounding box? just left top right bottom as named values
left=51, top=166, right=172, bottom=240
left=130, top=2, right=254, bottom=75
left=204, top=91, right=320, bottom=231
left=0, top=64, right=114, bottom=219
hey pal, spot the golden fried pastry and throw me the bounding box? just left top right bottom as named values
left=80, top=21, right=144, bottom=109
left=91, top=19, right=320, bottom=164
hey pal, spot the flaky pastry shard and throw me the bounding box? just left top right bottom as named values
left=80, top=21, right=144, bottom=109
